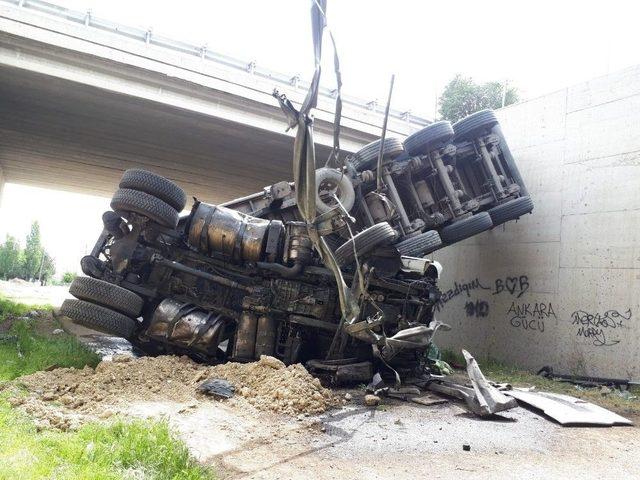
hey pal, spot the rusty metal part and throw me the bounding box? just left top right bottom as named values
left=188, top=202, right=276, bottom=263
left=232, top=311, right=258, bottom=360
left=254, top=315, right=277, bottom=357
left=285, top=222, right=313, bottom=265
left=365, top=191, right=393, bottom=223
left=153, top=256, right=253, bottom=293
left=146, top=298, right=228, bottom=356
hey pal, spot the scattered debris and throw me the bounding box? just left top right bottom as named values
left=364, top=394, right=381, bottom=406
left=410, top=394, right=448, bottom=407
left=427, top=350, right=517, bottom=417
left=52, top=328, right=64, bottom=335
left=197, top=378, right=235, bottom=399
left=504, top=389, right=633, bottom=426
left=462, top=349, right=518, bottom=415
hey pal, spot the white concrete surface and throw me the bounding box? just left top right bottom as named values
left=434, top=64, right=640, bottom=380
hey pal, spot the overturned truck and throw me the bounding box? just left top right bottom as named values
left=61, top=109, right=532, bottom=383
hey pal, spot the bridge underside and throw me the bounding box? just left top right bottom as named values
left=0, top=65, right=335, bottom=203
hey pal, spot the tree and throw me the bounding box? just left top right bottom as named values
left=39, top=252, right=56, bottom=286
left=22, top=221, right=44, bottom=281
left=0, top=235, right=22, bottom=279
left=438, top=75, right=519, bottom=123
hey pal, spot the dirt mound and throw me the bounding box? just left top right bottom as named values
left=208, top=355, right=336, bottom=415
left=11, top=354, right=337, bottom=429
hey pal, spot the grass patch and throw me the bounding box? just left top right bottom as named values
left=0, top=296, right=51, bottom=320
left=0, top=313, right=100, bottom=382
left=0, top=398, right=214, bottom=479
left=439, top=350, right=640, bottom=416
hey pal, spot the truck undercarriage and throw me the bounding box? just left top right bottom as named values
left=61, top=108, right=532, bottom=386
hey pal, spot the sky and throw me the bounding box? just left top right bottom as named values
left=2, top=0, right=640, bottom=276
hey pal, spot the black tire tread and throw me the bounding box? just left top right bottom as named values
left=119, top=169, right=187, bottom=211
left=111, top=188, right=179, bottom=228
left=403, top=121, right=454, bottom=156
left=488, top=196, right=533, bottom=226
left=453, top=109, right=499, bottom=142
left=60, top=299, right=137, bottom=339
left=69, top=276, right=143, bottom=317
left=334, top=222, right=397, bottom=267
left=350, top=138, right=404, bottom=171
left=395, top=230, right=443, bottom=257
left=441, top=212, right=493, bottom=244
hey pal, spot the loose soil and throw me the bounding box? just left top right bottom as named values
left=9, top=354, right=338, bottom=431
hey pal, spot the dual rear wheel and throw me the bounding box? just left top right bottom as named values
left=61, top=276, right=143, bottom=339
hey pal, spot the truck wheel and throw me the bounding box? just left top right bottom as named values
left=69, top=277, right=143, bottom=317
left=395, top=230, right=442, bottom=257
left=60, top=299, right=137, bottom=339
left=111, top=188, right=179, bottom=228
left=453, top=109, right=499, bottom=142
left=349, top=138, right=404, bottom=171
left=441, top=212, right=493, bottom=244
left=334, top=222, right=397, bottom=267
left=119, top=169, right=187, bottom=211
left=403, top=121, right=454, bottom=157
left=315, top=168, right=355, bottom=214
left=488, top=196, right=533, bottom=226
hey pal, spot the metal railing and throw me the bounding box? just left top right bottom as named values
left=1, top=0, right=430, bottom=127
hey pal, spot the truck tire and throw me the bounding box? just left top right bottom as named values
left=60, top=299, right=137, bottom=339
left=69, top=276, right=143, bottom=317
left=334, top=222, right=397, bottom=267
left=118, top=168, right=187, bottom=212
left=119, top=169, right=187, bottom=211
left=350, top=138, right=404, bottom=171
left=315, top=168, right=356, bottom=214
left=488, top=196, right=533, bottom=226
left=403, top=121, right=454, bottom=156
left=453, top=109, right=499, bottom=142
left=111, top=188, right=179, bottom=228
left=395, top=230, right=442, bottom=257
left=441, top=212, right=493, bottom=244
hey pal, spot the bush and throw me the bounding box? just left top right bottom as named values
left=61, top=272, right=77, bottom=284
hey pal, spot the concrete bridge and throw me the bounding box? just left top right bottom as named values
left=0, top=0, right=429, bottom=202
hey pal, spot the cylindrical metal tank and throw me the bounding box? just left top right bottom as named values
left=254, top=315, right=278, bottom=358
left=146, top=298, right=228, bottom=356
left=188, top=202, right=275, bottom=263
left=232, top=311, right=258, bottom=360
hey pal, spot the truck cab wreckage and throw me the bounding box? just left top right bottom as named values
left=60, top=1, right=534, bottom=415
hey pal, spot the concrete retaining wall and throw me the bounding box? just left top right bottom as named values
left=434, top=65, right=640, bottom=380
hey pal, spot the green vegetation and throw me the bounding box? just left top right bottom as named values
left=0, top=296, right=98, bottom=381
left=0, top=399, right=214, bottom=480
left=0, top=320, right=100, bottom=381
left=61, top=272, right=77, bottom=285
left=0, top=296, right=215, bottom=479
left=0, top=221, right=56, bottom=285
left=438, top=74, right=519, bottom=122
left=440, top=349, right=640, bottom=415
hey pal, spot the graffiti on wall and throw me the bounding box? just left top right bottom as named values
left=493, top=275, right=529, bottom=298
left=571, top=309, right=631, bottom=347
left=464, top=300, right=489, bottom=318
left=435, top=275, right=530, bottom=315
left=435, top=278, right=491, bottom=311
left=507, top=302, right=556, bottom=333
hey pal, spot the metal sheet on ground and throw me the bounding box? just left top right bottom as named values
left=504, top=389, right=633, bottom=426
